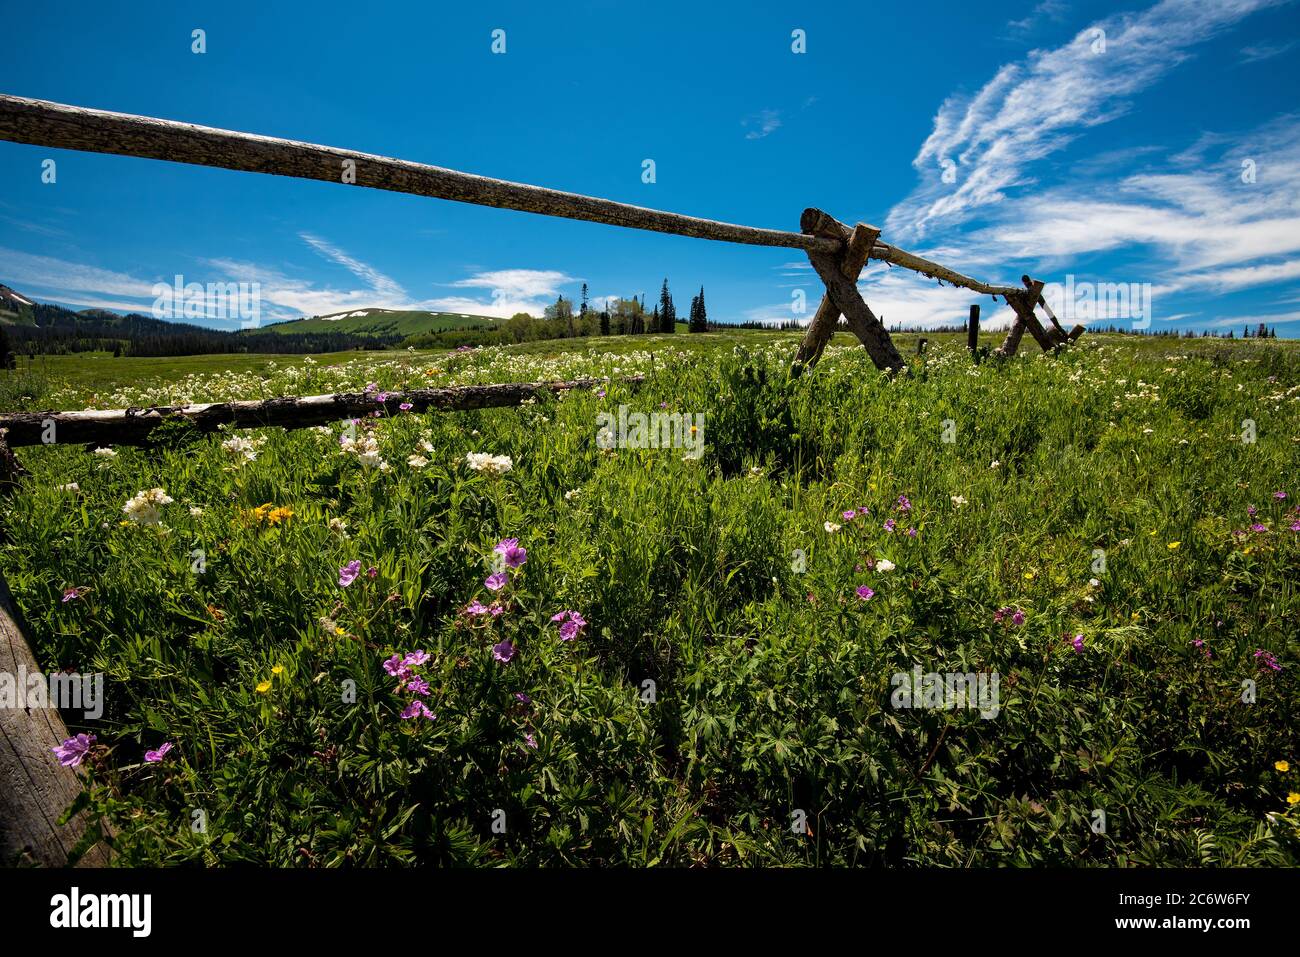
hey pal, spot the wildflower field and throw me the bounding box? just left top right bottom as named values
left=3, top=331, right=1299, bottom=866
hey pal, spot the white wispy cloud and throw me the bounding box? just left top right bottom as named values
left=743, top=109, right=783, bottom=140
left=1007, top=0, right=1070, bottom=33
left=888, top=0, right=1286, bottom=241
left=1239, top=39, right=1298, bottom=62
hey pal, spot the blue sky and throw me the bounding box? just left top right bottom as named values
left=2, top=0, right=1299, bottom=334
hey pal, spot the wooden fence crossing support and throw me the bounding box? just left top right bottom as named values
left=793, top=210, right=904, bottom=374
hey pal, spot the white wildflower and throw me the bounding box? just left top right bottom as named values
left=122, top=488, right=173, bottom=526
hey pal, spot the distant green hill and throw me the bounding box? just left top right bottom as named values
left=249, top=308, right=499, bottom=338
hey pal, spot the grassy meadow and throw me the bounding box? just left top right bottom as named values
left=2, top=330, right=1298, bottom=866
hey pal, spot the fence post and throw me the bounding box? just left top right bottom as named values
left=967, top=305, right=980, bottom=361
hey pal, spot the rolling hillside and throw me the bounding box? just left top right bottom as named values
left=251, top=308, right=498, bottom=338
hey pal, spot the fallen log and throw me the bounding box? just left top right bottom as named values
left=0, top=569, right=113, bottom=866
left=0, top=376, right=643, bottom=448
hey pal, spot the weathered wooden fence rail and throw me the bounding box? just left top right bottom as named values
left=0, top=376, right=642, bottom=448
left=0, top=93, right=1076, bottom=370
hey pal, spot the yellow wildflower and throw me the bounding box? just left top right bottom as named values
left=1277, top=761, right=1291, bottom=773
left=255, top=680, right=272, bottom=693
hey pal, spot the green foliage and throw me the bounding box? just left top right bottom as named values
left=3, top=332, right=1299, bottom=866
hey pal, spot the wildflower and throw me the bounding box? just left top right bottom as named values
left=883, top=519, right=896, bottom=533
left=255, top=680, right=272, bottom=693
left=122, top=488, right=173, bottom=526
left=189, top=506, right=205, bottom=517
left=61, top=587, right=86, bottom=603
left=1071, top=634, right=1084, bottom=653
left=399, top=402, right=413, bottom=412
left=485, top=571, right=509, bottom=591
left=93, top=447, right=117, bottom=459
left=144, top=742, right=174, bottom=763
left=824, top=521, right=841, bottom=533
left=950, top=495, right=967, bottom=508
left=466, top=452, right=513, bottom=476
left=842, top=510, right=857, bottom=521
left=1012, top=610, right=1025, bottom=626
left=57, top=482, right=80, bottom=493
left=1274, top=491, right=1287, bottom=500
left=855, top=586, right=875, bottom=601
left=464, top=599, right=491, bottom=616
left=492, top=639, right=516, bottom=663
left=366, top=566, right=378, bottom=579
left=407, top=454, right=429, bottom=468
left=515, top=692, right=532, bottom=704
left=494, top=538, right=528, bottom=569
left=328, top=517, right=349, bottom=538
left=989, top=460, right=1000, bottom=469
left=1088, top=578, right=1100, bottom=588
left=564, top=489, right=582, bottom=501
left=51, top=733, right=95, bottom=767
left=1167, top=541, right=1181, bottom=550
left=400, top=700, right=436, bottom=720
left=1276, top=761, right=1290, bottom=772
left=523, top=733, right=538, bottom=749
left=271, top=665, right=284, bottom=675
left=405, top=676, right=430, bottom=696
left=906, top=527, right=918, bottom=538
left=895, top=495, right=911, bottom=513
left=551, top=610, right=587, bottom=642
left=221, top=436, right=259, bottom=463
left=1250, top=524, right=1268, bottom=534
left=1288, top=793, right=1300, bottom=806
left=338, top=560, right=362, bottom=587
left=1255, top=649, right=1282, bottom=672
left=383, top=654, right=410, bottom=678
left=404, top=650, right=430, bottom=667
left=266, top=506, right=293, bottom=526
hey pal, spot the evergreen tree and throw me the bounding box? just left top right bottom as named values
left=658, top=279, right=676, bottom=333
left=689, top=286, right=708, bottom=332
left=599, top=309, right=610, bottom=337
left=580, top=283, right=589, bottom=319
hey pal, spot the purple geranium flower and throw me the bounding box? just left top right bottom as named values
left=842, top=509, right=857, bottom=521
left=494, top=538, right=528, bottom=569
left=1254, top=649, right=1282, bottom=672
left=464, top=599, right=490, bottom=616
left=550, top=610, right=588, bottom=642
left=492, top=639, right=516, bottom=663
left=401, top=700, right=436, bottom=720
left=383, top=653, right=410, bottom=678
left=405, top=676, right=430, bottom=696
left=51, top=733, right=95, bottom=768
left=515, top=692, right=531, bottom=704
left=338, top=560, right=362, bottom=587
left=896, top=495, right=912, bottom=513
left=404, top=650, right=430, bottom=667
left=855, top=586, right=875, bottom=601
left=399, top=402, right=413, bottom=412
left=883, top=518, right=897, bottom=532
left=144, top=741, right=174, bottom=763
left=485, top=571, right=509, bottom=592
left=523, top=733, right=538, bottom=750
left=1070, top=634, right=1084, bottom=653
left=61, top=587, right=83, bottom=603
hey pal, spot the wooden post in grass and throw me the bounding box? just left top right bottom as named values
left=967, top=305, right=980, bottom=361
left=0, top=560, right=112, bottom=864
left=996, top=278, right=1057, bottom=357
left=916, top=338, right=928, bottom=356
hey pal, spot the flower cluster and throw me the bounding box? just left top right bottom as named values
left=122, top=488, right=173, bottom=527
left=466, top=452, right=513, bottom=476
left=383, top=650, right=437, bottom=721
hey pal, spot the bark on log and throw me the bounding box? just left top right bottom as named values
left=0, top=94, right=838, bottom=255
left=0, top=376, right=643, bottom=448
left=0, top=570, right=113, bottom=866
